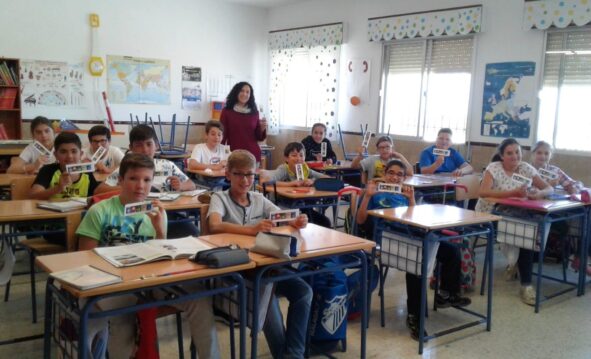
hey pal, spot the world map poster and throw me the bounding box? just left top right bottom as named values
left=107, top=55, right=170, bottom=104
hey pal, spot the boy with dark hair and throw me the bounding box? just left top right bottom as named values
left=208, top=149, right=311, bottom=359
left=77, top=153, right=219, bottom=359
left=419, top=128, right=473, bottom=175
left=8, top=116, right=56, bottom=174
left=82, top=125, right=124, bottom=174
left=189, top=120, right=230, bottom=188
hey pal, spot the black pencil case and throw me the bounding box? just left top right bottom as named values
left=191, top=246, right=250, bottom=268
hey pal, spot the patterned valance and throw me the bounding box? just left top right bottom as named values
left=523, top=0, right=591, bottom=29
left=368, top=5, right=482, bottom=42
left=269, top=23, right=343, bottom=50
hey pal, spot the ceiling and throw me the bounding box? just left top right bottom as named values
left=220, top=0, right=308, bottom=9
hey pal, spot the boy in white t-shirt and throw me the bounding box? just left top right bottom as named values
left=81, top=125, right=124, bottom=174
left=7, top=116, right=56, bottom=174
left=188, top=120, right=230, bottom=188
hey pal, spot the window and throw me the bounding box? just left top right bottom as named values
left=380, top=36, right=474, bottom=142
left=538, top=28, right=591, bottom=152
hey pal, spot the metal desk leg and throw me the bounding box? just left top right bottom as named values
left=358, top=251, right=368, bottom=359
left=418, top=240, right=430, bottom=355
left=534, top=219, right=548, bottom=313
left=251, top=270, right=263, bottom=359
left=486, top=223, right=494, bottom=331
left=43, top=280, right=54, bottom=359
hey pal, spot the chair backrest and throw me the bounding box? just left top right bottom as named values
left=414, top=162, right=421, bottom=174
left=455, top=174, right=481, bottom=202
left=335, top=186, right=362, bottom=233
left=10, top=176, right=36, bottom=200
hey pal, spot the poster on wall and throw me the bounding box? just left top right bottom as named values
left=480, top=62, right=536, bottom=139
left=107, top=55, right=170, bottom=105
left=20, top=60, right=86, bottom=108
left=181, top=66, right=202, bottom=110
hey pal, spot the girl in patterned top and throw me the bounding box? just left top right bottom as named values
left=530, top=140, right=583, bottom=195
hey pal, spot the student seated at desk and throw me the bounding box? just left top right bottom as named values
left=81, top=125, right=124, bottom=175
left=356, top=159, right=471, bottom=341
left=100, top=125, right=198, bottom=238
left=188, top=120, right=229, bottom=188
left=476, top=138, right=553, bottom=305
left=77, top=153, right=219, bottom=359
left=7, top=116, right=55, bottom=174
left=419, top=128, right=474, bottom=175
left=263, top=142, right=332, bottom=228
left=208, top=149, right=311, bottom=359
left=351, top=135, right=414, bottom=183
left=301, top=122, right=337, bottom=164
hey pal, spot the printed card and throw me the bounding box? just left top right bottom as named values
left=124, top=201, right=154, bottom=216
left=361, top=131, right=372, bottom=148
left=378, top=182, right=402, bottom=193
left=33, top=141, right=52, bottom=156
left=432, top=148, right=451, bottom=157
left=321, top=142, right=327, bottom=157
left=269, top=209, right=300, bottom=224
left=512, top=173, right=533, bottom=187
left=91, top=146, right=107, bottom=163
left=210, top=157, right=221, bottom=164
left=66, top=162, right=95, bottom=174
left=538, top=168, right=559, bottom=181
left=295, top=163, right=304, bottom=181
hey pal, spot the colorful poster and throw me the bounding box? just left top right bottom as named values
left=107, top=55, right=170, bottom=105
left=20, top=60, right=86, bottom=108
left=181, top=66, right=202, bottom=110
left=481, top=62, right=536, bottom=139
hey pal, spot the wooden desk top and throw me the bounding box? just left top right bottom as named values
left=36, top=250, right=255, bottom=298
left=187, top=168, right=227, bottom=178
left=199, top=223, right=375, bottom=266
left=159, top=196, right=209, bottom=211
left=368, top=204, right=502, bottom=230
left=257, top=184, right=338, bottom=199
left=0, top=147, right=24, bottom=156
left=403, top=174, right=457, bottom=188
left=157, top=152, right=190, bottom=159
left=485, top=197, right=584, bottom=213
left=0, top=199, right=84, bottom=222
left=0, top=173, right=34, bottom=186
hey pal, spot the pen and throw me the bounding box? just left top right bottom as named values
left=134, top=268, right=200, bottom=281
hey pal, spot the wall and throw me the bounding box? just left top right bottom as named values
left=0, top=0, right=269, bottom=147
left=266, top=0, right=591, bottom=184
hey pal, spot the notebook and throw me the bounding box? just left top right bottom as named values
left=50, top=265, right=122, bottom=290
left=37, top=199, right=87, bottom=212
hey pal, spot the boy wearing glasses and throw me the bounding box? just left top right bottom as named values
left=208, top=150, right=312, bottom=359
left=419, top=128, right=473, bottom=176
left=351, top=135, right=414, bottom=183
left=356, top=159, right=470, bottom=341
left=82, top=125, right=124, bottom=174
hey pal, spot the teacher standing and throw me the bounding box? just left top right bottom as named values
left=220, top=82, right=267, bottom=163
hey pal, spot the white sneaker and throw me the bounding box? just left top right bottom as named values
left=520, top=285, right=536, bottom=306
left=504, top=264, right=518, bottom=281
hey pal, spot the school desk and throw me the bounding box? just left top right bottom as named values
left=36, top=250, right=255, bottom=359
left=0, top=173, right=34, bottom=200
left=368, top=204, right=501, bottom=354
left=485, top=197, right=587, bottom=311
left=159, top=195, right=209, bottom=234
left=258, top=182, right=340, bottom=209
left=199, top=223, right=375, bottom=359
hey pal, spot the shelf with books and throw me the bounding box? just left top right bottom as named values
left=0, top=58, right=21, bottom=139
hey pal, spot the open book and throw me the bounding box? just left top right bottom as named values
left=94, top=236, right=213, bottom=268
left=50, top=265, right=122, bottom=290
left=148, top=192, right=181, bottom=201
left=37, top=199, right=87, bottom=212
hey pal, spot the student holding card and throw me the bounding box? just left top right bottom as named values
left=81, top=125, right=124, bottom=174
left=31, top=132, right=99, bottom=200
left=351, top=135, right=414, bottom=183
left=7, top=116, right=56, bottom=174
left=476, top=138, right=552, bottom=305
left=301, top=122, right=337, bottom=164
left=531, top=140, right=583, bottom=194
left=418, top=128, right=473, bottom=175
left=208, top=149, right=310, bottom=359
left=356, top=159, right=470, bottom=340
left=77, top=153, right=219, bottom=359
left=188, top=120, right=230, bottom=188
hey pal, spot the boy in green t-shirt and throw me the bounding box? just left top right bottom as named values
left=77, top=153, right=219, bottom=359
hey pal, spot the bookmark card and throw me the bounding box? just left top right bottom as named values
left=538, top=168, right=559, bottom=181
left=66, top=162, right=95, bottom=174
left=295, top=163, right=304, bottom=181
left=124, top=201, right=154, bottom=216
left=91, top=146, right=107, bottom=163
left=378, top=182, right=402, bottom=194
left=512, top=173, right=533, bottom=187
left=361, top=131, right=372, bottom=148
left=269, top=209, right=300, bottom=224
left=433, top=148, right=451, bottom=157
left=33, top=141, right=52, bottom=157
left=321, top=142, right=327, bottom=157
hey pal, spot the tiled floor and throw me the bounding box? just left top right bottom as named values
left=1, top=245, right=590, bottom=358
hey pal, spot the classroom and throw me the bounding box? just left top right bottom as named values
left=0, top=0, right=590, bottom=358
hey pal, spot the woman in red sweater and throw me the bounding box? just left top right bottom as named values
left=220, top=82, right=267, bottom=163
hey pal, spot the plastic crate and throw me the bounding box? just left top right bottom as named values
left=496, top=216, right=550, bottom=252
left=379, top=230, right=439, bottom=276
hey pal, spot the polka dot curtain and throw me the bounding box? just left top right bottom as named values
left=523, top=0, right=591, bottom=29
left=367, top=6, right=482, bottom=42
left=268, top=23, right=343, bottom=138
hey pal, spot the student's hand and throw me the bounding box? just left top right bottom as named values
left=452, top=168, right=463, bottom=177
left=254, top=219, right=274, bottom=233
left=220, top=160, right=227, bottom=167
left=357, top=146, right=366, bottom=156
left=326, top=159, right=333, bottom=165
left=260, top=118, right=268, bottom=131
left=167, top=176, right=181, bottom=191
left=315, top=153, right=323, bottom=162
left=292, top=180, right=304, bottom=187
left=548, top=178, right=560, bottom=187
left=95, top=161, right=109, bottom=173
left=526, top=187, right=545, bottom=200
left=291, top=214, right=308, bottom=229
left=365, top=181, right=378, bottom=197
left=210, top=163, right=225, bottom=171
left=564, top=182, right=578, bottom=195
left=512, top=185, right=528, bottom=198
left=58, top=172, right=73, bottom=191
left=401, top=185, right=414, bottom=200
left=148, top=200, right=166, bottom=235
left=35, top=155, right=51, bottom=169
left=302, top=179, right=314, bottom=187
left=434, top=155, right=445, bottom=168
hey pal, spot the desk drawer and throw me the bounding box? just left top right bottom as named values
left=380, top=230, right=438, bottom=276
left=496, top=217, right=550, bottom=252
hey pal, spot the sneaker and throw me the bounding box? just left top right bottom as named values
left=406, top=315, right=428, bottom=342
left=504, top=264, right=519, bottom=281
left=520, top=285, right=536, bottom=306
left=435, top=293, right=471, bottom=308
left=197, top=192, right=212, bottom=204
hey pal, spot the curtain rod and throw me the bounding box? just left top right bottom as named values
left=368, top=4, right=481, bottom=21
left=269, top=22, right=342, bottom=34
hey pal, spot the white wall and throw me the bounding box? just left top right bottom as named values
left=0, top=0, right=269, bottom=131
left=268, top=0, right=545, bottom=145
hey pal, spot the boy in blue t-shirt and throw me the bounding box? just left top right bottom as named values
left=418, top=128, right=473, bottom=175
left=356, top=159, right=470, bottom=341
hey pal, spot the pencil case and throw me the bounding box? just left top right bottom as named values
left=191, top=246, right=250, bottom=268
left=251, top=232, right=299, bottom=259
